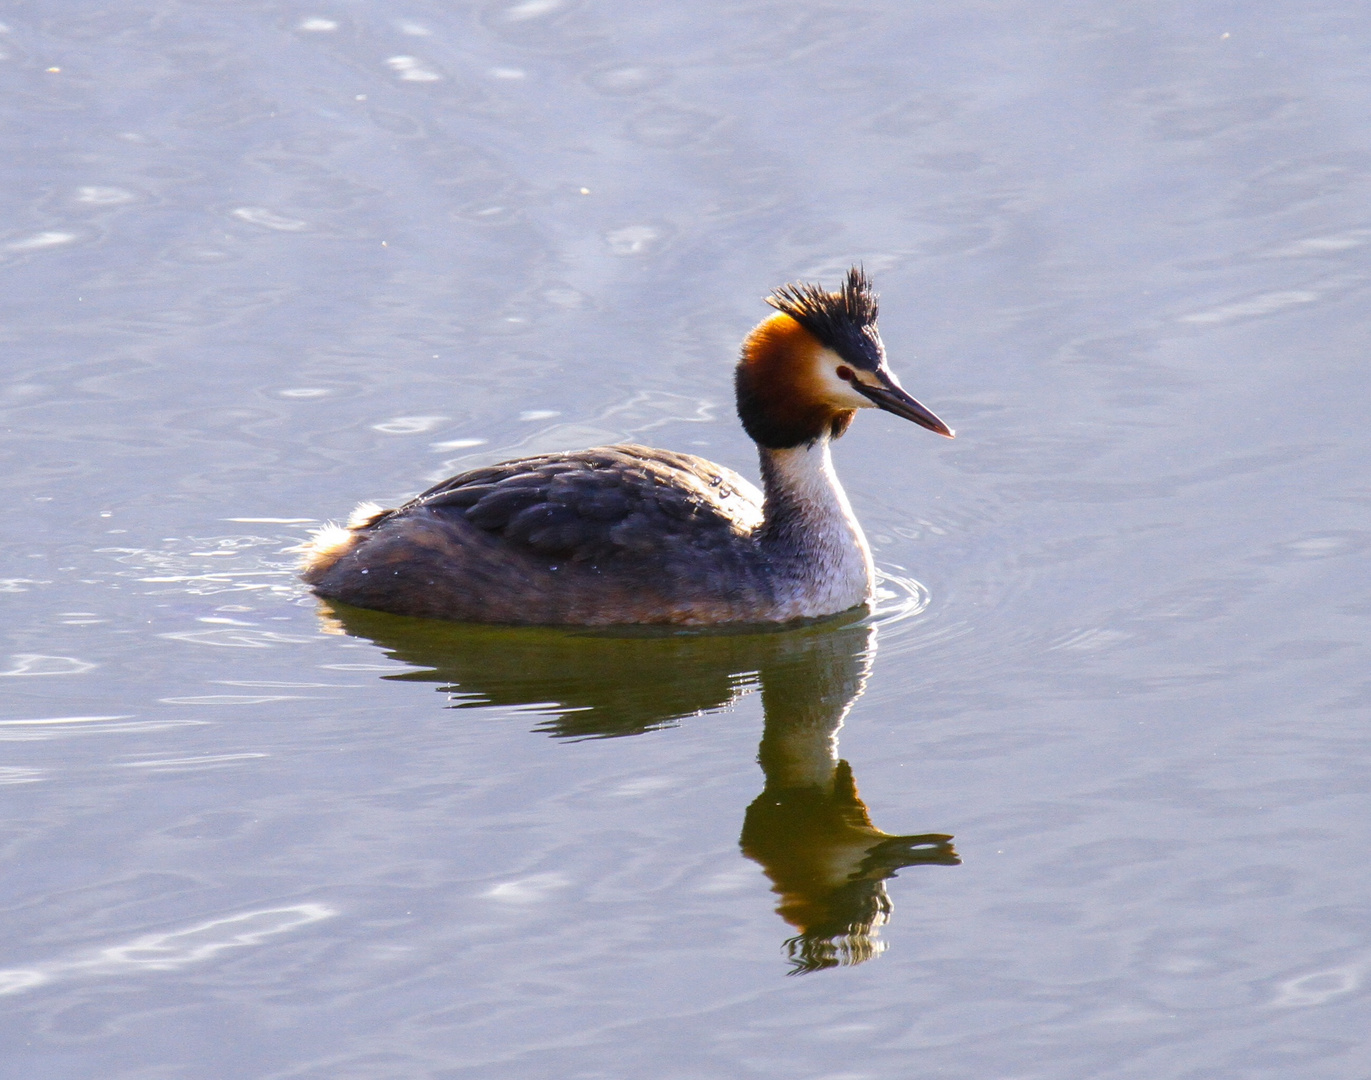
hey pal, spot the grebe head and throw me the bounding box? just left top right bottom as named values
left=735, top=267, right=954, bottom=449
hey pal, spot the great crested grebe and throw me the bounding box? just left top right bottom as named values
left=302, top=267, right=953, bottom=625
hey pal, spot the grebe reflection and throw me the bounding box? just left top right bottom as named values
left=319, top=602, right=959, bottom=971
left=738, top=619, right=959, bottom=973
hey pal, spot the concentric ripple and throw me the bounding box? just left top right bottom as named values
left=869, top=565, right=932, bottom=628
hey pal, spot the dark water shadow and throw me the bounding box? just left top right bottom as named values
left=319, top=601, right=959, bottom=972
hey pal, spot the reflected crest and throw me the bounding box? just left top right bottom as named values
left=320, top=602, right=959, bottom=972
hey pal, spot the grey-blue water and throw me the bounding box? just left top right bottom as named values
left=3, top=2, right=1370, bottom=1076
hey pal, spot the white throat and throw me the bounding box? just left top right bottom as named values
left=759, top=438, right=875, bottom=618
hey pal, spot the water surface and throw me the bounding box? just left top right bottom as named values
left=2, top=2, right=1370, bottom=1076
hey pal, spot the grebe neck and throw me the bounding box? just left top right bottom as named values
left=757, top=438, right=875, bottom=616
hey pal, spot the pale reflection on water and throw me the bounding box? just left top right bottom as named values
left=0, top=905, right=336, bottom=996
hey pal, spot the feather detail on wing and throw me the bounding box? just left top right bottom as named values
left=396, top=444, right=763, bottom=563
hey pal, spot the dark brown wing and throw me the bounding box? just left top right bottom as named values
left=377, top=444, right=763, bottom=565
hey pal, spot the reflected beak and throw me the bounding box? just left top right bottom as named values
left=854, top=371, right=955, bottom=438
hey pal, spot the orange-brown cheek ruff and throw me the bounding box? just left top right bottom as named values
left=736, top=313, right=855, bottom=449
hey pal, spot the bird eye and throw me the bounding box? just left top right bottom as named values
left=835, top=366, right=854, bottom=382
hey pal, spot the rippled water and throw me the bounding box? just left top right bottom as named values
left=3, top=2, right=1370, bottom=1076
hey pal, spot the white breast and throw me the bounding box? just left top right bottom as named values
left=760, top=440, right=875, bottom=619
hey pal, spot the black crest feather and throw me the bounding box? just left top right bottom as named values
left=764, top=266, right=884, bottom=370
